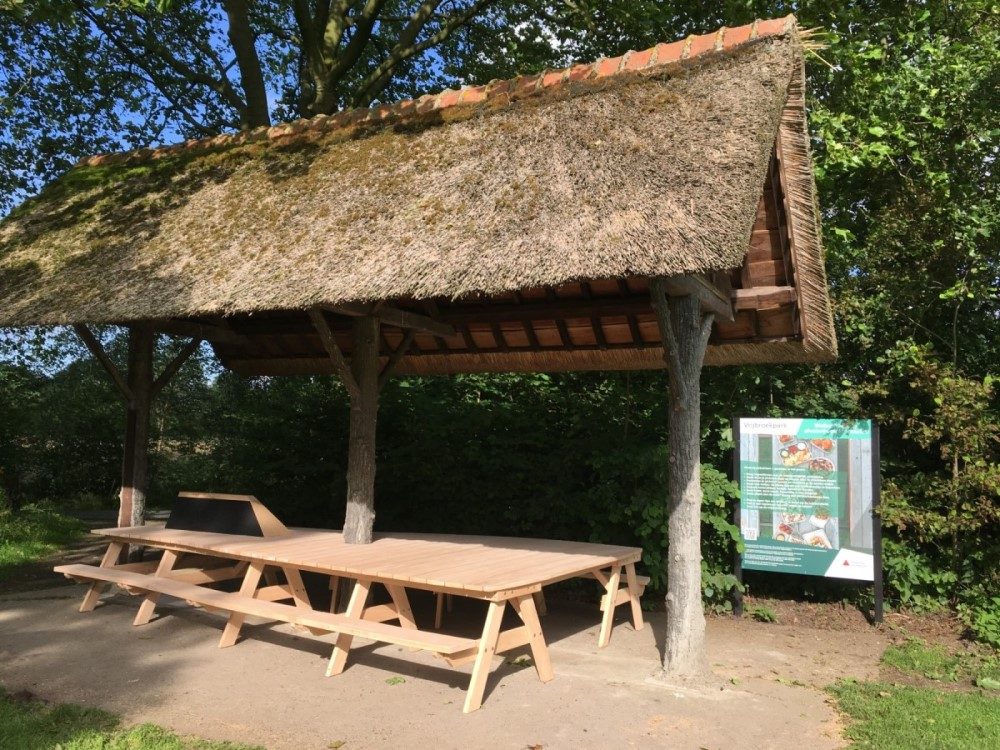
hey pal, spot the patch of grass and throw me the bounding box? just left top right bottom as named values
left=829, top=680, right=1000, bottom=749
left=883, top=637, right=1000, bottom=686
left=0, top=688, right=264, bottom=749
left=0, top=505, right=86, bottom=579
left=883, top=638, right=962, bottom=681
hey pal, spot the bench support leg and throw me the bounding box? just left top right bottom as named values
left=133, top=549, right=179, bottom=626
left=326, top=578, right=371, bottom=676
left=512, top=594, right=554, bottom=682
left=598, top=564, right=622, bottom=648
left=624, top=563, right=645, bottom=632
left=79, top=542, right=124, bottom=612
left=463, top=599, right=506, bottom=713
left=219, top=561, right=264, bottom=648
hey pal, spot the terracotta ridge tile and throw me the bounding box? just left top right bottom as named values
left=74, top=15, right=797, bottom=169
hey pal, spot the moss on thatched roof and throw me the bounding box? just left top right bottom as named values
left=0, top=15, right=834, bottom=368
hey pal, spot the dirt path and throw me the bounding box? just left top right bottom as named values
left=0, top=576, right=904, bottom=750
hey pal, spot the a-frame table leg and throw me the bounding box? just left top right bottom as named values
left=597, top=564, right=622, bottom=648
left=79, top=542, right=124, bottom=613
left=385, top=584, right=417, bottom=630
left=463, top=599, right=506, bottom=713
left=624, top=562, right=645, bottom=632
left=219, top=561, right=264, bottom=648
left=512, top=594, right=554, bottom=682
left=133, top=549, right=180, bottom=626
left=326, top=579, right=371, bottom=676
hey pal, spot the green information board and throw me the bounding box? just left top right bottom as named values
left=737, top=418, right=877, bottom=581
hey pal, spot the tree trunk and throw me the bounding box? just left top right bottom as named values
left=119, top=324, right=154, bottom=530
left=651, top=284, right=714, bottom=678
left=222, top=0, right=271, bottom=128
left=342, top=315, right=380, bottom=544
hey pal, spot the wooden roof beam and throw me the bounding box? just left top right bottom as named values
left=322, top=303, right=455, bottom=339
left=731, top=286, right=797, bottom=311
left=661, top=275, right=734, bottom=322
left=153, top=320, right=248, bottom=346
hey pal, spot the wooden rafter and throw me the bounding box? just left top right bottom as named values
left=580, top=282, right=608, bottom=350
left=154, top=319, right=246, bottom=345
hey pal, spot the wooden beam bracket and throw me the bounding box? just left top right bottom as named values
left=378, top=329, right=415, bottom=390
left=308, top=308, right=361, bottom=399
left=74, top=324, right=133, bottom=404
left=151, top=338, right=201, bottom=398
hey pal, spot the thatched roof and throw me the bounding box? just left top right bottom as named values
left=0, top=15, right=836, bottom=371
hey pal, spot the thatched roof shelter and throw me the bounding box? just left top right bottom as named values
left=0, top=14, right=839, bottom=677
left=0, top=15, right=834, bottom=374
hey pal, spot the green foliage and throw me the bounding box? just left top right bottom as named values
left=0, top=504, right=84, bottom=577
left=749, top=606, right=777, bottom=623
left=0, top=686, right=265, bottom=749
left=829, top=680, right=1000, bottom=750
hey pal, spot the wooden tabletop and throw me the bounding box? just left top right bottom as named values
left=93, top=525, right=642, bottom=595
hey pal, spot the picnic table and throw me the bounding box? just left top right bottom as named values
left=55, top=495, right=645, bottom=713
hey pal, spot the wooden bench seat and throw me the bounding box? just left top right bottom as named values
left=55, top=563, right=475, bottom=656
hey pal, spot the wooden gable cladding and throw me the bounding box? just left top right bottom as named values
left=180, top=153, right=806, bottom=374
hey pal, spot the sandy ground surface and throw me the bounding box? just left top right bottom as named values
left=0, top=575, right=893, bottom=750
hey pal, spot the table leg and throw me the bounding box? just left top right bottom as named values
left=79, top=542, right=124, bottom=613
left=385, top=584, right=417, bottom=630
left=434, top=592, right=445, bottom=629
left=624, top=563, right=645, bottom=632
left=598, top=564, right=622, bottom=648
left=532, top=589, right=547, bottom=616
left=512, top=594, right=554, bottom=682
left=326, top=579, right=371, bottom=676
left=463, top=599, right=506, bottom=713
left=219, top=561, right=264, bottom=648
left=133, top=549, right=180, bottom=626
left=328, top=576, right=341, bottom=614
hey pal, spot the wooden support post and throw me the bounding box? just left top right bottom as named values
left=651, top=278, right=715, bottom=679
left=343, top=315, right=380, bottom=544
left=119, top=324, right=154, bottom=531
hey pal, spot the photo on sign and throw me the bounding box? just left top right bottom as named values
left=738, top=418, right=875, bottom=581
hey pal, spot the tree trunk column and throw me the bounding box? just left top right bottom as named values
left=343, top=315, right=380, bottom=544
left=119, top=324, right=154, bottom=529
left=651, top=282, right=715, bottom=679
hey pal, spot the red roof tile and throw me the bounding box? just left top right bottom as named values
left=77, top=15, right=797, bottom=168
